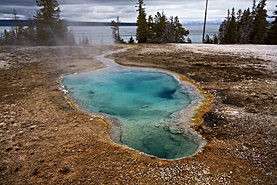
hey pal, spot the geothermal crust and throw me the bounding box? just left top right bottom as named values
left=0, top=44, right=276, bottom=184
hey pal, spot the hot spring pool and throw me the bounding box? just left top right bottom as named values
left=62, top=50, right=206, bottom=159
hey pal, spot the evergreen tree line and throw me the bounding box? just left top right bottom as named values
left=0, top=0, right=75, bottom=46
left=204, top=34, right=219, bottom=44
left=136, top=0, right=191, bottom=43
left=218, top=0, right=277, bottom=44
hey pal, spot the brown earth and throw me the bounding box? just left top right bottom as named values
left=0, top=44, right=276, bottom=184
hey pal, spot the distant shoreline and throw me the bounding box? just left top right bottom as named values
left=0, top=20, right=136, bottom=27
left=0, top=20, right=221, bottom=27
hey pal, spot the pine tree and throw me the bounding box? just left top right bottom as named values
left=135, top=1, right=189, bottom=44
left=152, top=11, right=167, bottom=43
left=240, top=8, right=253, bottom=43
left=219, top=7, right=253, bottom=44
left=266, top=6, right=277, bottom=44
left=252, top=0, right=257, bottom=17
left=34, top=0, right=74, bottom=45
left=219, top=9, right=232, bottom=43
left=218, top=19, right=227, bottom=43
left=236, top=8, right=254, bottom=44
left=172, top=16, right=189, bottom=43
left=147, top=15, right=155, bottom=40
left=129, top=36, right=135, bottom=43
left=251, top=0, right=269, bottom=44
left=205, top=34, right=212, bottom=43
left=187, top=37, right=192, bottom=43
left=236, top=9, right=243, bottom=43
left=218, top=0, right=272, bottom=44
left=226, top=8, right=237, bottom=43
left=213, top=34, right=219, bottom=44
left=136, top=0, right=148, bottom=43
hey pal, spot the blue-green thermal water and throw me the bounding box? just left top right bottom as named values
left=63, top=69, right=201, bottom=159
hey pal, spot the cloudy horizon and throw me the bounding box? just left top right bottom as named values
left=0, top=0, right=276, bottom=24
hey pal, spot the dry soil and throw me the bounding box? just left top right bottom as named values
left=0, top=44, right=276, bottom=184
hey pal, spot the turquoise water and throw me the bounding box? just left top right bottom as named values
left=63, top=69, right=200, bottom=159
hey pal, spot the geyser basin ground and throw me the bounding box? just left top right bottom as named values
left=62, top=50, right=207, bottom=159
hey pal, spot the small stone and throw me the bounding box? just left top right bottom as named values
left=6, top=147, right=13, bottom=152
left=30, top=125, right=37, bottom=129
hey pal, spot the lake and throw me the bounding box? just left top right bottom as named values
left=0, top=25, right=219, bottom=44
left=69, top=25, right=219, bottom=44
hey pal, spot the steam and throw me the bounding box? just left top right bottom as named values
left=69, top=26, right=114, bottom=45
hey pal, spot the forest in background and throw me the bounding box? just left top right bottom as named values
left=0, top=0, right=75, bottom=46
left=0, top=0, right=276, bottom=45
left=209, top=0, right=277, bottom=44
left=111, top=0, right=191, bottom=44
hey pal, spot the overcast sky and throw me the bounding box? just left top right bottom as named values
left=0, top=0, right=276, bottom=24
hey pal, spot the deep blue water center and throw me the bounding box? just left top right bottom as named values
left=63, top=70, right=200, bottom=159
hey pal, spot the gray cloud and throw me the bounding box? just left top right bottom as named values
left=0, top=5, right=37, bottom=20
left=0, top=0, right=35, bottom=6
left=0, top=0, right=276, bottom=23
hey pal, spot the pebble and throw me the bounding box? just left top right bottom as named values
left=6, top=147, right=13, bottom=152
left=29, top=125, right=37, bottom=129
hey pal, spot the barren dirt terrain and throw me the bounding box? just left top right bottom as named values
left=0, top=44, right=276, bottom=184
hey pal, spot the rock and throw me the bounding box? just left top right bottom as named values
left=5, top=147, right=13, bottom=152
left=29, top=125, right=37, bottom=130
